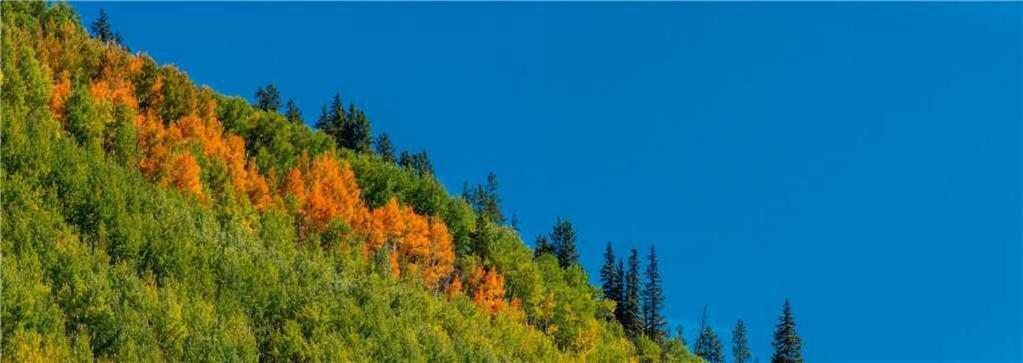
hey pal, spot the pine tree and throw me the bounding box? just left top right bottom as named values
left=621, top=249, right=642, bottom=337
left=375, top=133, right=396, bottom=163
left=255, top=84, right=281, bottom=112
left=534, top=234, right=555, bottom=259
left=411, top=150, right=433, bottom=176
left=464, top=173, right=504, bottom=224
left=642, top=245, right=667, bottom=341
left=615, top=259, right=626, bottom=323
left=550, top=218, right=578, bottom=268
left=483, top=172, right=504, bottom=223
left=341, top=104, right=372, bottom=153
left=285, top=99, right=303, bottom=124
left=398, top=150, right=413, bottom=169
left=90, top=9, right=123, bottom=45
left=694, top=306, right=725, bottom=363
left=771, top=300, right=803, bottom=363
left=733, top=319, right=752, bottom=363
left=600, top=242, right=622, bottom=310
left=316, top=94, right=345, bottom=144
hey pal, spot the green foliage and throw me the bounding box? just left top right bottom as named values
left=1, top=2, right=644, bottom=361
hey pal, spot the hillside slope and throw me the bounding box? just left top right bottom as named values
left=1, top=2, right=697, bottom=361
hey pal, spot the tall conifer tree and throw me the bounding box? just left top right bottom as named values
left=285, top=99, right=303, bottom=124
left=375, top=133, right=396, bottom=163
left=600, top=242, right=622, bottom=310
left=534, top=235, right=555, bottom=259
left=771, top=300, right=803, bottom=363
left=255, top=84, right=281, bottom=112
left=695, top=306, right=725, bottom=363
left=621, top=248, right=643, bottom=336
left=642, top=245, right=667, bottom=341
left=733, top=319, right=752, bottom=363
left=551, top=218, right=578, bottom=268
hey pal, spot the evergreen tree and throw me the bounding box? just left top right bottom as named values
left=411, top=150, right=433, bottom=176
left=90, top=9, right=123, bottom=45
left=615, top=259, right=626, bottom=323
left=375, top=133, right=396, bottom=163
left=770, top=300, right=803, bottom=363
left=534, top=234, right=555, bottom=259
left=285, top=99, right=303, bottom=124
left=468, top=213, right=493, bottom=259
left=255, top=84, right=281, bottom=112
left=675, top=324, right=687, bottom=347
left=398, top=150, right=413, bottom=169
left=694, top=306, right=725, bottom=363
left=315, top=94, right=345, bottom=144
left=600, top=242, right=622, bottom=309
left=341, top=104, right=372, bottom=153
left=483, top=172, right=504, bottom=223
left=550, top=218, right=578, bottom=268
left=463, top=172, right=503, bottom=223
left=621, top=249, right=643, bottom=337
left=642, top=245, right=667, bottom=341
left=732, top=320, right=752, bottom=363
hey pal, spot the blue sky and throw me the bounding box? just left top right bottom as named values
left=73, top=3, right=1021, bottom=362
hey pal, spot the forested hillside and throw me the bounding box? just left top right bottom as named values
left=1, top=2, right=705, bottom=361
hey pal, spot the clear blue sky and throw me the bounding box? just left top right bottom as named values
left=73, top=3, right=1021, bottom=362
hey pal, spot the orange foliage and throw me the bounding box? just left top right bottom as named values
left=171, top=153, right=203, bottom=199
left=35, top=25, right=468, bottom=298
left=446, top=275, right=463, bottom=298
left=88, top=47, right=138, bottom=109
left=296, top=154, right=366, bottom=232
left=470, top=266, right=507, bottom=315
left=49, top=71, right=71, bottom=119
left=361, top=198, right=455, bottom=288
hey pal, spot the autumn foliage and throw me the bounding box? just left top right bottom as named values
left=31, top=6, right=507, bottom=315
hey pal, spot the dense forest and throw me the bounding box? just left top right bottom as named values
left=0, top=3, right=803, bottom=362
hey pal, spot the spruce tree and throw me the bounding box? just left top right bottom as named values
left=615, top=259, right=626, bottom=323
left=90, top=10, right=123, bottom=45
left=533, top=234, right=555, bottom=259
left=285, top=99, right=303, bottom=124
left=255, top=84, right=281, bottom=112
left=398, top=150, right=413, bottom=170
left=411, top=150, right=433, bottom=176
left=771, top=300, right=803, bottom=363
left=483, top=172, right=504, bottom=223
left=315, top=94, right=345, bottom=145
left=375, top=133, right=396, bottom=163
left=341, top=105, right=372, bottom=153
left=550, top=218, right=578, bottom=268
left=642, top=245, right=667, bottom=341
left=600, top=242, right=622, bottom=309
left=694, top=306, right=725, bottom=363
left=675, top=324, right=687, bottom=347
left=621, top=249, right=643, bottom=337
left=733, top=319, right=752, bottom=363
